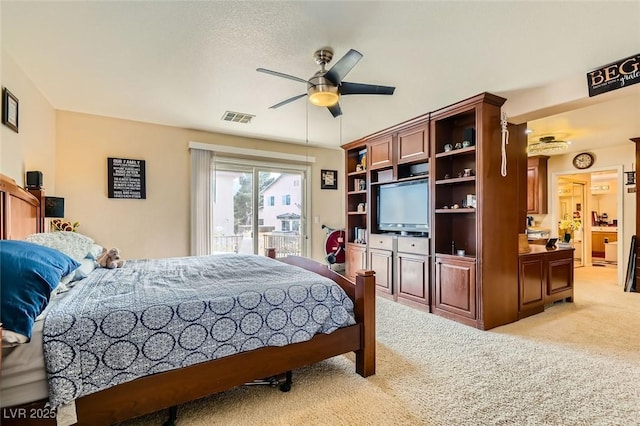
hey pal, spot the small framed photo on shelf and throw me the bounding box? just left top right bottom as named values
left=2, top=87, right=19, bottom=133
left=321, top=169, right=338, bottom=190
left=354, top=178, right=366, bottom=191
left=357, top=148, right=367, bottom=170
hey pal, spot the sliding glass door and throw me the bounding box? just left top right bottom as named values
left=211, top=158, right=307, bottom=257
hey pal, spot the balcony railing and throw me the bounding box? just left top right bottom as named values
left=212, top=233, right=302, bottom=257
left=212, top=235, right=243, bottom=253
left=263, top=233, right=302, bottom=258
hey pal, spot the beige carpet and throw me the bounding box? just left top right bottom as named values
left=121, top=267, right=640, bottom=425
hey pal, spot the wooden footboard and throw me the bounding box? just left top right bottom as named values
left=279, top=255, right=376, bottom=376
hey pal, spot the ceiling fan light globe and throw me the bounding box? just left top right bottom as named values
left=308, top=73, right=339, bottom=106
left=309, top=91, right=339, bottom=107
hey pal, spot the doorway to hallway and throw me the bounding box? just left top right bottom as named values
left=553, top=167, right=624, bottom=286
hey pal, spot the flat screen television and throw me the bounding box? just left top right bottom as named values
left=377, top=178, right=429, bottom=234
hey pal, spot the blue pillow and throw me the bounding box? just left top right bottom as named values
left=1, top=240, right=80, bottom=338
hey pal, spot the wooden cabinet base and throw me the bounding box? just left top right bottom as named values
left=546, top=251, right=574, bottom=304
left=518, top=247, right=574, bottom=319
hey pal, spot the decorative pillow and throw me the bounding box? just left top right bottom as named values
left=25, top=231, right=94, bottom=262
left=86, top=243, right=104, bottom=260
left=0, top=240, right=80, bottom=339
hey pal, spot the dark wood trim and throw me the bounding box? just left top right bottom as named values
left=430, top=92, right=506, bottom=121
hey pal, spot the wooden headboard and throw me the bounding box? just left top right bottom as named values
left=0, top=173, right=44, bottom=240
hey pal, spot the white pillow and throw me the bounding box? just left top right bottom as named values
left=25, top=232, right=95, bottom=262
left=2, top=329, right=28, bottom=347
left=58, top=258, right=98, bottom=291
left=86, top=243, right=104, bottom=260
left=72, top=258, right=98, bottom=281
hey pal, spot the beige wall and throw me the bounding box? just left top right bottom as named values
left=55, top=111, right=344, bottom=261
left=0, top=49, right=56, bottom=189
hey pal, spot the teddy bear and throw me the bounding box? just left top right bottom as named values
left=97, top=247, right=126, bottom=269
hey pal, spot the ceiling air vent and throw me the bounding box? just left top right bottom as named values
left=221, top=111, right=255, bottom=124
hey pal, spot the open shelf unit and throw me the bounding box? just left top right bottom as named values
left=343, top=141, right=369, bottom=281
left=342, top=92, right=525, bottom=329
left=430, top=92, right=520, bottom=330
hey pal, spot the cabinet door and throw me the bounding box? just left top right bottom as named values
left=369, top=248, right=393, bottom=294
left=546, top=251, right=573, bottom=303
left=592, top=233, right=602, bottom=254
left=592, top=233, right=611, bottom=256
left=397, top=123, right=428, bottom=164
left=526, top=166, right=538, bottom=213
left=368, top=135, right=393, bottom=170
left=433, top=256, right=476, bottom=319
left=518, top=254, right=545, bottom=318
left=397, top=252, right=429, bottom=304
left=527, top=156, right=548, bottom=214
left=345, top=243, right=367, bottom=281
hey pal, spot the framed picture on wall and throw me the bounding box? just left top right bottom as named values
left=2, top=87, right=19, bottom=133
left=321, top=169, right=338, bottom=190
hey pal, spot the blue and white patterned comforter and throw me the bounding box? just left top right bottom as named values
left=42, top=254, right=356, bottom=408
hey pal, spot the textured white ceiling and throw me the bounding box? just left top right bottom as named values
left=1, top=1, right=639, bottom=151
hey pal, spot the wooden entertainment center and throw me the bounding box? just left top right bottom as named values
left=342, top=92, right=542, bottom=330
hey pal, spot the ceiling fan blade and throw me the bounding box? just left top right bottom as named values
left=269, top=93, right=307, bottom=109
left=328, top=103, right=342, bottom=118
left=324, top=49, right=363, bottom=85
left=257, top=68, right=309, bottom=84
left=340, top=82, right=396, bottom=96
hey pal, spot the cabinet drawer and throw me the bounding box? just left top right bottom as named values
left=397, top=237, right=429, bottom=254
left=368, top=234, right=394, bottom=250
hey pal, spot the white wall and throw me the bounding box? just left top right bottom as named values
left=592, top=192, right=617, bottom=223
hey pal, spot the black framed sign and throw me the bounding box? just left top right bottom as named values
left=321, top=169, right=338, bottom=190
left=108, top=157, right=146, bottom=199
left=2, top=87, right=19, bottom=133
left=587, top=53, right=640, bottom=97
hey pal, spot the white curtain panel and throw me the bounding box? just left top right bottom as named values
left=190, top=148, right=213, bottom=256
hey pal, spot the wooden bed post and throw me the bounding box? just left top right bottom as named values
left=26, top=188, right=46, bottom=233
left=354, top=269, right=375, bottom=377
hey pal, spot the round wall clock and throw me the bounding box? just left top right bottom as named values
left=572, top=152, right=594, bottom=169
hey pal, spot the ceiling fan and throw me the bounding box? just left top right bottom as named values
left=257, top=48, right=395, bottom=118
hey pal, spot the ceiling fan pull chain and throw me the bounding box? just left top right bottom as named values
left=500, top=111, right=509, bottom=177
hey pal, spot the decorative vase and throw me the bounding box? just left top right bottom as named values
left=563, top=232, right=572, bottom=243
